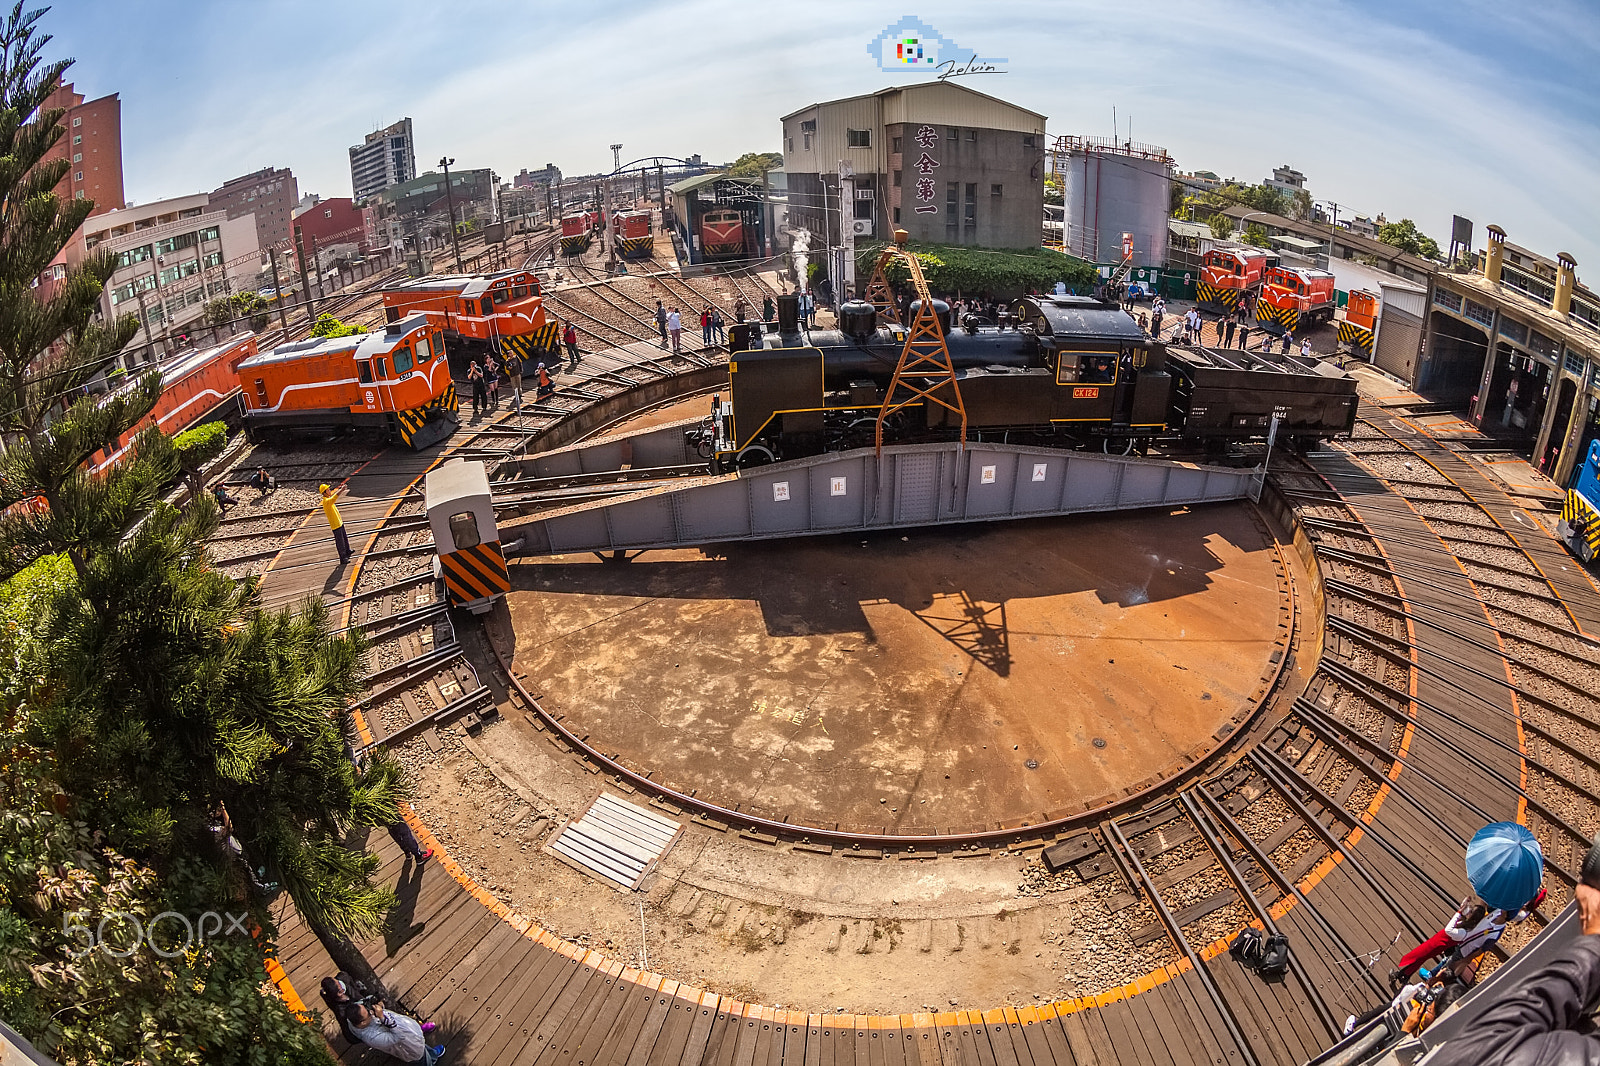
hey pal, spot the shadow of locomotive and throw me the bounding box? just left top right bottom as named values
left=509, top=503, right=1267, bottom=678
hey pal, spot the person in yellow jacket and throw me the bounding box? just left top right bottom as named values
left=320, top=484, right=351, bottom=564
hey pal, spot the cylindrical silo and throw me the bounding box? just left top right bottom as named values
left=1058, top=136, right=1173, bottom=267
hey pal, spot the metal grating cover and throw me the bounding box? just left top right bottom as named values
left=545, top=793, right=683, bottom=891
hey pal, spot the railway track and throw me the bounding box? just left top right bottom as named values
left=248, top=374, right=1600, bottom=1066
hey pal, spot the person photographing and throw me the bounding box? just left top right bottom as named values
left=344, top=999, right=444, bottom=1064
left=1430, top=833, right=1600, bottom=1064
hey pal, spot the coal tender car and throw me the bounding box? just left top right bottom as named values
left=695, top=294, right=1356, bottom=468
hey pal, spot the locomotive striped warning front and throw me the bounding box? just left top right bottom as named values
left=394, top=383, right=460, bottom=448
left=1337, top=319, right=1375, bottom=355
left=1195, top=280, right=1241, bottom=310
left=1561, top=490, right=1600, bottom=562
left=1256, top=301, right=1298, bottom=333
left=440, top=540, right=511, bottom=605
left=501, top=321, right=560, bottom=362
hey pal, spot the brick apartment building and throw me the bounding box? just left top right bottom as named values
left=290, top=196, right=369, bottom=272
left=209, top=166, right=299, bottom=248
left=43, top=80, right=124, bottom=214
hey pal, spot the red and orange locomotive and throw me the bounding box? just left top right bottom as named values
left=700, top=208, right=745, bottom=259
left=236, top=315, right=459, bottom=450
left=613, top=210, right=653, bottom=258
left=382, top=270, right=557, bottom=367
left=1254, top=265, right=1336, bottom=335
left=1195, top=247, right=1272, bottom=316
left=90, top=333, right=257, bottom=474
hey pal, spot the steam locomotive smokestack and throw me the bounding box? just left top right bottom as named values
left=776, top=293, right=800, bottom=335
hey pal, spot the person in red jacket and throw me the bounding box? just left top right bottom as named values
left=1429, top=879, right=1600, bottom=1065
left=562, top=322, right=579, bottom=370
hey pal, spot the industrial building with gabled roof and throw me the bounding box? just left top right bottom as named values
left=778, top=81, right=1047, bottom=253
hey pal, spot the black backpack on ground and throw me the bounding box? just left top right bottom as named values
left=1229, top=927, right=1291, bottom=979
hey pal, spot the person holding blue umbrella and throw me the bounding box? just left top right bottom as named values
left=1391, top=822, right=1547, bottom=987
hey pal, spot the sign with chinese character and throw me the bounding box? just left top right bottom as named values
left=1032, top=463, right=1048, bottom=482
left=830, top=476, right=848, bottom=497
left=912, top=125, right=939, bottom=214
left=980, top=465, right=996, bottom=485
left=772, top=481, right=790, bottom=502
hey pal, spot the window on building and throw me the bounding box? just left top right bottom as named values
left=198, top=226, right=219, bottom=242
left=1023, top=135, right=1035, bottom=149
left=991, top=184, right=1003, bottom=197
left=854, top=197, right=873, bottom=220
left=72, top=152, right=81, bottom=163
left=967, top=130, right=977, bottom=142
left=74, top=190, right=84, bottom=198
left=964, top=183, right=977, bottom=223
left=893, top=170, right=902, bottom=187
left=72, top=116, right=81, bottom=126
left=847, top=129, right=871, bottom=148
left=892, top=137, right=903, bottom=154
left=894, top=207, right=901, bottom=223
left=203, top=252, right=222, bottom=268
left=116, top=245, right=152, bottom=269
left=74, top=171, right=82, bottom=181
left=786, top=137, right=793, bottom=153
left=72, top=134, right=81, bottom=145
left=803, top=133, right=812, bottom=151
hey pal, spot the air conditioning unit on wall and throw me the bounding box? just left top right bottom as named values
left=851, top=219, right=873, bottom=237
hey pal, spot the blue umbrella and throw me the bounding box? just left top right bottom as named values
left=1466, top=822, right=1544, bottom=911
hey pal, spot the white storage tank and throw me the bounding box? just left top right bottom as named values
left=1059, top=136, right=1173, bottom=267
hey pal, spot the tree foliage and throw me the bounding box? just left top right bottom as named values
left=309, top=312, right=363, bottom=338
left=1376, top=218, right=1442, bottom=260
left=1242, top=224, right=1272, bottom=248
left=1206, top=213, right=1234, bottom=240
left=723, top=151, right=782, bottom=181
left=0, top=5, right=406, bottom=1056
left=1178, top=180, right=1291, bottom=223
left=857, top=241, right=1099, bottom=297
left=171, top=421, right=228, bottom=497
left=205, top=292, right=270, bottom=333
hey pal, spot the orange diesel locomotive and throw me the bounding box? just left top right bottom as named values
left=382, top=270, right=557, bottom=367
left=1254, top=265, right=1336, bottom=335
left=613, top=210, right=653, bottom=258
left=560, top=211, right=592, bottom=254
left=1195, top=246, right=1272, bottom=316
left=700, top=208, right=745, bottom=259
left=236, top=315, right=459, bottom=450
left=89, top=333, right=258, bottom=473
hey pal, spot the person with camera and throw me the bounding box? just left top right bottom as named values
left=344, top=998, right=444, bottom=1064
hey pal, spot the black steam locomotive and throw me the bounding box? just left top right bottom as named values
left=697, top=294, right=1357, bottom=469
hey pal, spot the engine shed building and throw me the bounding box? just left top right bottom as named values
left=779, top=81, right=1047, bottom=252
left=1425, top=226, right=1600, bottom=485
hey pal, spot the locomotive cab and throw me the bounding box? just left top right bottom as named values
left=426, top=459, right=511, bottom=614
left=1017, top=296, right=1173, bottom=442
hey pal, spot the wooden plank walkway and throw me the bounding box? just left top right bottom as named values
left=255, top=398, right=1582, bottom=1066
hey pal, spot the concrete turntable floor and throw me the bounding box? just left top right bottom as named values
left=506, top=503, right=1283, bottom=831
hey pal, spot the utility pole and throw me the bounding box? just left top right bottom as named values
left=440, top=156, right=464, bottom=273
left=268, top=247, right=289, bottom=334
left=610, top=143, right=623, bottom=174
left=132, top=282, right=154, bottom=365
left=292, top=224, right=315, bottom=327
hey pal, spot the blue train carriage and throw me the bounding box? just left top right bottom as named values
left=1558, top=439, right=1600, bottom=564
left=426, top=459, right=512, bottom=614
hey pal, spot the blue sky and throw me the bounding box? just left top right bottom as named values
left=51, top=0, right=1600, bottom=265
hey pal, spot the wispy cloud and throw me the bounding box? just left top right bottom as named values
left=51, top=0, right=1599, bottom=264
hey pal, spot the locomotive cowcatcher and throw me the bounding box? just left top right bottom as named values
left=236, top=315, right=459, bottom=450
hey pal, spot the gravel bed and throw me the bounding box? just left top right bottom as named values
left=1448, top=540, right=1539, bottom=570
left=1234, top=791, right=1292, bottom=841
left=216, top=512, right=311, bottom=535
left=1075, top=882, right=1179, bottom=995
left=1502, top=635, right=1600, bottom=690
left=1392, top=484, right=1471, bottom=502
left=1487, top=607, right=1599, bottom=659
left=1350, top=453, right=1452, bottom=486
left=1512, top=666, right=1600, bottom=721
left=1478, top=586, right=1575, bottom=627
left=1461, top=561, right=1550, bottom=595
left=1524, top=732, right=1600, bottom=798
left=1345, top=779, right=1380, bottom=817
left=210, top=534, right=290, bottom=565
left=1527, top=769, right=1600, bottom=840
left=1268, top=826, right=1321, bottom=875
left=1139, top=834, right=1207, bottom=878
left=1314, top=757, right=1351, bottom=800
left=1182, top=900, right=1253, bottom=950
left=355, top=554, right=433, bottom=595
left=1410, top=502, right=1496, bottom=526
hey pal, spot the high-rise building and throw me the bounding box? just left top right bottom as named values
left=350, top=118, right=416, bottom=202
left=209, top=166, right=298, bottom=248
left=514, top=164, right=562, bottom=190
left=42, top=80, right=124, bottom=215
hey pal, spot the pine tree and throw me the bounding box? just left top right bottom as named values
left=0, top=0, right=405, bottom=1031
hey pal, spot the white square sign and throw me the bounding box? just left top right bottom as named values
left=1032, top=463, right=1048, bottom=482
left=830, top=476, right=848, bottom=497
left=980, top=465, right=997, bottom=485
left=772, top=481, right=790, bottom=502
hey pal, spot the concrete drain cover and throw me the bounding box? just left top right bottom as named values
left=545, top=793, right=683, bottom=891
